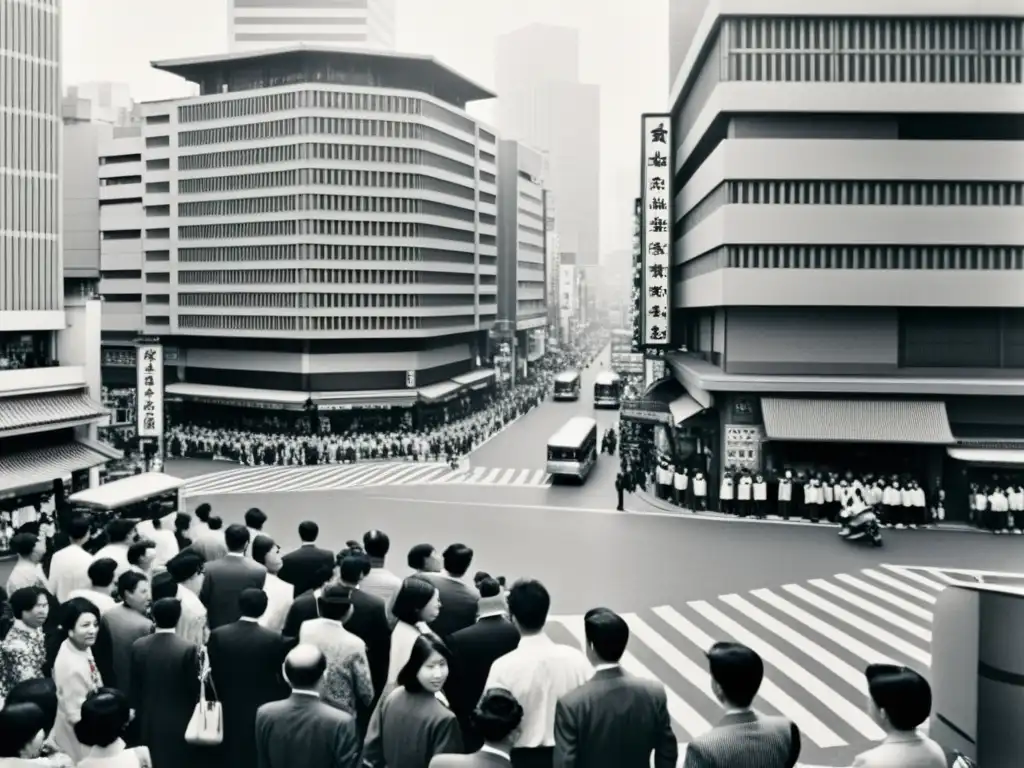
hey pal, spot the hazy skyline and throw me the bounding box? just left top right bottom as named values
left=61, top=0, right=668, bottom=258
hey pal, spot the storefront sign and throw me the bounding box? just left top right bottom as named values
left=724, top=424, right=764, bottom=471
left=640, top=115, right=672, bottom=347
left=621, top=398, right=672, bottom=426
left=405, top=370, right=416, bottom=388
left=631, top=197, right=642, bottom=353
left=136, top=344, right=164, bottom=437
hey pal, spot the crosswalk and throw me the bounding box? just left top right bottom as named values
left=541, top=564, right=970, bottom=755
left=181, top=462, right=553, bottom=496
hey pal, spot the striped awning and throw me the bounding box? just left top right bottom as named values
left=0, top=391, right=108, bottom=436
left=452, top=369, right=496, bottom=389
left=0, top=442, right=121, bottom=498
left=761, top=398, right=954, bottom=444
left=669, top=394, right=704, bottom=426
left=418, top=380, right=463, bottom=404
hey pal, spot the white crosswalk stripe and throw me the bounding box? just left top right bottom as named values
left=539, top=564, right=1020, bottom=756
left=181, top=462, right=553, bottom=495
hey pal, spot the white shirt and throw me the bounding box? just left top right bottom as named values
left=259, top=572, right=294, bottom=633
left=673, top=472, right=687, bottom=490
left=147, top=527, right=179, bottom=571
left=92, top=542, right=131, bottom=580
left=484, top=632, right=593, bottom=748
left=177, top=584, right=209, bottom=646
left=387, top=620, right=429, bottom=686
left=47, top=543, right=94, bottom=603
left=68, top=587, right=117, bottom=615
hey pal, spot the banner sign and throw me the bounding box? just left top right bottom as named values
left=640, top=114, right=672, bottom=346
left=136, top=344, right=164, bottom=437
left=631, top=197, right=642, bottom=353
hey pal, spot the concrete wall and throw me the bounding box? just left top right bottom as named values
left=63, top=123, right=107, bottom=278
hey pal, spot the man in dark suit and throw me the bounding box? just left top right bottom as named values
left=281, top=558, right=336, bottom=643
left=424, top=543, right=480, bottom=639
left=278, top=520, right=334, bottom=597
left=553, top=608, right=677, bottom=768
left=255, top=643, right=361, bottom=768
left=337, top=551, right=391, bottom=698
left=682, top=641, right=800, bottom=768
left=130, top=597, right=202, bottom=768
left=208, top=588, right=289, bottom=768
left=430, top=688, right=524, bottom=768
left=445, top=577, right=520, bottom=750
left=199, top=523, right=266, bottom=630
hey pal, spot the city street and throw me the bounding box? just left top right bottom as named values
left=167, top=376, right=1024, bottom=766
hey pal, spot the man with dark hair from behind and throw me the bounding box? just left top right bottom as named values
left=46, top=516, right=93, bottom=602
left=208, top=588, right=289, bottom=768
left=255, top=644, right=360, bottom=768
left=423, top=543, right=480, bottom=639
left=190, top=515, right=228, bottom=563
left=279, top=520, right=335, bottom=597
left=485, top=579, right=592, bottom=768
left=407, top=543, right=441, bottom=574
left=164, top=549, right=208, bottom=646
left=360, top=530, right=402, bottom=623
left=130, top=597, right=201, bottom=766
left=853, top=664, right=945, bottom=767
left=429, top=688, right=525, bottom=767
left=244, top=508, right=268, bottom=559
left=92, top=519, right=138, bottom=580
left=683, top=641, right=800, bottom=768
left=69, top=558, right=118, bottom=614
left=199, top=524, right=266, bottom=630
left=554, top=608, right=677, bottom=768
left=337, top=551, right=390, bottom=698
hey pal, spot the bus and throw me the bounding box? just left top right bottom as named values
left=68, top=472, right=186, bottom=551
left=546, top=416, right=599, bottom=480
left=593, top=371, right=622, bottom=408
left=553, top=370, right=581, bottom=401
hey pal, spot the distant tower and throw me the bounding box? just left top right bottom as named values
left=228, top=0, right=396, bottom=52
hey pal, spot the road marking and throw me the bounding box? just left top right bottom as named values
left=860, top=569, right=938, bottom=604
left=496, top=468, right=517, bottom=485
left=878, top=565, right=947, bottom=592
left=830, top=575, right=934, bottom=625
left=689, top=600, right=885, bottom=742
left=512, top=469, right=531, bottom=486
left=652, top=606, right=845, bottom=749
left=478, top=468, right=503, bottom=485
left=750, top=589, right=898, bottom=666
left=550, top=615, right=712, bottom=740
left=622, top=614, right=719, bottom=706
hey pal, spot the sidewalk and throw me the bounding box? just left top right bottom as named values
left=635, top=489, right=983, bottom=533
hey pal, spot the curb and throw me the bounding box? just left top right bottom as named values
left=634, top=490, right=985, bottom=534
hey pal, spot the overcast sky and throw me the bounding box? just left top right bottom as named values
left=62, top=0, right=668, bottom=258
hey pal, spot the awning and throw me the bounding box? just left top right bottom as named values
left=451, top=369, right=495, bottom=390
left=69, top=471, right=184, bottom=510
left=418, top=380, right=464, bottom=404
left=947, top=447, right=1024, bottom=465
left=164, top=383, right=308, bottom=407
left=761, top=398, right=954, bottom=444
left=0, top=391, right=108, bottom=437
left=0, top=442, right=120, bottom=499
left=313, top=389, right=418, bottom=410
left=669, top=394, right=704, bottom=426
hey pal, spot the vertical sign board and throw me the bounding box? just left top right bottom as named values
left=136, top=344, right=164, bottom=438
left=640, top=114, right=672, bottom=347
left=630, top=197, right=642, bottom=353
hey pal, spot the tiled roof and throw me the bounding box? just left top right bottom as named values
left=0, top=442, right=119, bottom=496
left=761, top=398, right=954, bottom=444
left=0, top=391, right=107, bottom=435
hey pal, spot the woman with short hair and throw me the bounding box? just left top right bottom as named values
left=363, top=634, right=462, bottom=768
left=51, top=598, right=104, bottom=762
left=74, top=688, right=152, bottom=768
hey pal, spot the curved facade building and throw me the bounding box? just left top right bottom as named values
left=99, top=47, right=498, bottom=412
left=1, top=0, right=62, bottom=316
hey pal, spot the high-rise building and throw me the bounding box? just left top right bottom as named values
left=94, top=46, right=498, bottom=421
left=228, top=0, right=396, bottom=52
left=1, top=0, right=116, bottom=507
left=63, top=82, right=140, bottom=126
left=665, top=0, right=1024, bottom=520
left=668, top=0, right=708, bottom=88
left=496, top=24, right=600, bottom=267
left=497, top=140, right=548, bottom=369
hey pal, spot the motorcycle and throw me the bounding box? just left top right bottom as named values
left=839, top=504, right=883, bottom=547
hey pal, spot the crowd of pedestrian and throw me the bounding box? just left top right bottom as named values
left=0, top=495, right=949, bottom=768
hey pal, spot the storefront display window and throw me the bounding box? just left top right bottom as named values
left=0, top=332, right=55, bottom=370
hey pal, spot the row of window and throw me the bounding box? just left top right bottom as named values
left=177, top=219, right=488, bottom=244
left=680, top=180, right=1024, bottom=235
left=179, top=267, right=475, bottom=286
left=178, top=313, right=480, bottom=333
left=179, top=117, right=482, bottom=158
left=177, top=245, right=479, bottom=266
left=2, top=51, right=59, bottom=119
left=179, top=292, right=428, bottom=309
left=677, top=245, right=1024, bottom=282
left=727, top=17, right=1024, bottom=54
left=178, top=90, right=482, bottom=140
left=178, top=194, right=479, bottom=223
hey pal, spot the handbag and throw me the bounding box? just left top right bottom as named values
left=185, top=649, right=223, bottom=746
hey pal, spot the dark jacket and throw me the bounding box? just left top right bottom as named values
left=423, top=573, right=479, bottom=639
left=94, top=605, right=153, bottom=693
left=279, top=544, right=335, bottom=598
left=681, top=710, right=799, bottom=768
left=199, top=553, right=267, bottom=630
left=208, top=619, right=289, bottom=768
left=255, top=692, right=361, bottom=768
left=344, top=586, right=391, bottom=698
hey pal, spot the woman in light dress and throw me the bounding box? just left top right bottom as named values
left=50, top=598, right=104, bottom=762
left=75, top=688, right=152, bottom=768
left=385, top=576, right=442, bottom=693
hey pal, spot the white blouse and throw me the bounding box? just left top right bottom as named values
left=386, top=620, right=429, bottom=686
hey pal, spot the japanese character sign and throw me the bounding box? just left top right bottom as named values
left=641, top=115, right=672, bottom=346
left=136, top=344, right=164, bottom=438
